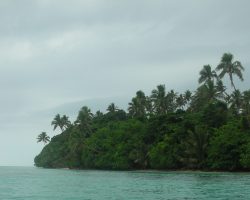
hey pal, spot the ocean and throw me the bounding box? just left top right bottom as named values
left=0, top=167, right=250, bottom=199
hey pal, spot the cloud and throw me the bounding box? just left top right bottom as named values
left=0, top=40, right=34, bottom=62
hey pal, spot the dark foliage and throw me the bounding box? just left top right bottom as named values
left=35, top=53, right=250, bottom=171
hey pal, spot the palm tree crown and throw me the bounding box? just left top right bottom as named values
left=151, top=84, right=167, bottom=115
left=107, top=103, right=118, bottom=113
left=76, top=106, right=93, bottom=137
left=51, top=114, right=71, bottom=132
left=199, top=65, right=217, bottom=84
left=242, top=90, right=250, bottom=114
left=229, top=90, right=243, bottom=114
left=37, top=132, right=50, bottom=145
left=128, top=90, right=147, bottom=118
left=216, top=53, right=244, bottom=91
left=185, top=90, right=192, bottom=102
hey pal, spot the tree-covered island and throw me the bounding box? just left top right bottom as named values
left=35, top=53, right=250, bottom=171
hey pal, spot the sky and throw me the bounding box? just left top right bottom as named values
left=0, top=0, right=250, bottom=166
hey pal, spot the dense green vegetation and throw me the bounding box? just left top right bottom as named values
left=35, top=53, right=250, bottom=171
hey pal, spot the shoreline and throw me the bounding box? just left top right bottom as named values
left=34, top=166, right=250, bottom=173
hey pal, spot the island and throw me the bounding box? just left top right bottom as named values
left=35, top=53, right=250, bottom=171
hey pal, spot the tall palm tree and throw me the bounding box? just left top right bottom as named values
left=176, top=94, right=185, bottom=110
left=145, top=96, right=154, bottom=116
left=242, top=90, right=250, bottom=114
left=201, top=80, right=220, bottom=102
left=37, top=132, right=50, bottom=145
left=136, top=90, right=146, bottom=104
left=199, top=65, right=217, bottom=84
left=184, top=90, right=192, bottom=109
left=215, top=80, right=227, bottom=100
left=128, top=97, right=139, bottom=117
left=229, top=90, right=243, bottom=114
left=190, top=80, right=220, bottom=111
left=128, top=90, right=147, bottom=118
left=107, top=103, right=118, bottom=114
left=51, top=114, right=64, bottom=131
left=95, top=110, right=104, bottom=118
left=151, top=84, right=167, bottom=115
left=216, top=53, right=244, bottom=91
left=51, top=114, right=70, bottom=132
left=184, top=90, right=192, bottom=102
left=166, top=89, right=178, bottom=112
left=61, top=115, right=71, bottom=129
left=76, top=106, right=93, bottom=137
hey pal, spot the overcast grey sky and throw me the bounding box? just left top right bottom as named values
left=0, top=0, right=249, bottom=166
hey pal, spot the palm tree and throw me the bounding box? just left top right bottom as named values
left=128, top=90, right=147, bottom=118
left=51, top=114, right=64, bottom=131
left=201, top=80, right=220, bottom=102
left=145, top=96, right=154, bottom=116
left=176, top=94, right=185, bottom=110
left=229, top=90, right=243, bottom=114
left=242, top=90, right=250, bottom=114
left=166, top=89, right=177, bottom=112
left=184, top=90, right=192, bottom=102
left=216, top=53, right=244, bottom=91
left=215, top=79, right=228, bottom=100
left=37, top=132, right=50, bottom=145
left=136, top=90, right=146, bottom=105
left=184, top=90, right=192, bottom=109
left=199, top=65, right=217, bottom=84
left=107, top=103, right=118, bottom=113
left=128, top=97, right=139, bottom=117
left=151, top=84, right=167, bottom=115
left=51, top=114, right=70, bottom=132
left=75, top=106, right=93, bottom=137
left=190, top=80, right=220, bottom=111
left=95, top=110, right=104, bottom=118
left=61, top=115, right=71, bottom=129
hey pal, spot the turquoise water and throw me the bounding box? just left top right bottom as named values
left=0, top=167, right=250, bottom=199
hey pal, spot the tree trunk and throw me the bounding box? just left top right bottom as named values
left=230, top=74, right=237, bottom=91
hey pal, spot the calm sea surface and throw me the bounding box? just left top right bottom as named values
left=0, top=167, right=250, bottom=199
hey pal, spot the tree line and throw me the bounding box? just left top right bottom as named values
left=35, top=53, right=250, bottom=171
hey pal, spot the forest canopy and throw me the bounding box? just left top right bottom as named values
left=35, top=53, right=250, bottom=171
